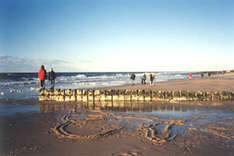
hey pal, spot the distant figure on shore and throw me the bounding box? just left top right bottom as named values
left=149, top=73, right=155, bottom=85
left=38, top=65, right=47, bottom=89
left=208, top=72, right=211, bottom=77
left=201, top=73, right=204, bottom=78
left=189, top=72, right=192, bottom=80
left=130, top=73, right=136, bottom=84
left=48, top=68, right=56, bottom=89
left=141, top=73, right=146, bottom=84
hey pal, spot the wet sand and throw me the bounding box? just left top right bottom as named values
left=1, top=73, right=234, bottom=156
left=1, top=100, right=234, bottom=156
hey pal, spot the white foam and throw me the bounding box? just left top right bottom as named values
left=9, top=89, right=22, bottom=93
left=0, top=79, right=38, bottom=86
left=72, top=82, right=79, bottom=85
left=115, top=73, right=130, bottom=78
left=9, top=89, right=16, bottom=93
left=109, top=81, right=127, bottom=86
left=68, top=80, right=127, bottom=88
left=30, top=87, right=40, bottom=91
left=135, top=73, right=144, bottom=77
left=174, top=74, right=185, bottom=79
left=89, top=75, right=114, bottom=80
left=75, top=74, right=87, bottom=78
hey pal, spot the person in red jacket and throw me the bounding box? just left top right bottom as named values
left=189, top=72, right=192, bottom=80
left=38, top=65, right=47, bottom=88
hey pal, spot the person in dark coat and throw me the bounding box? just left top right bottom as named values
left=208, top=72, right=211, bottom=77
left=130, top=73, right=136, bottom=80
left=48, top=68, right=56, bottom=89
left=130, top=73, right=136, bottom=85
left=141, top=73, right=146, bottom=84
left=201, top=73, right=204, bottom=78
left=38, top=65, right=47, bottom=88
left=149, top=73, right=155, bottom=85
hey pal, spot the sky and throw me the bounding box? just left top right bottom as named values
left=0, top=0, right=234, bottom=72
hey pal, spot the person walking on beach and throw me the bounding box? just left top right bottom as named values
left=208, top=72, right=211, bottom=78
left=201, top=73, right=204, bottom=78
left=48, top=68, right=56, bottom=89
left=38, top=65, right=47, bottom=89
left=141, top=73, right=146, bottom=84
left=150, top=73, right=155, bottom=85
left=188, top=72, right=192, bottom=80
left=130, top=73, right=136, bottom=85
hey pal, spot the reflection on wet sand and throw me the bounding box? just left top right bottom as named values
left=40, top=102, right=79, bottom=113
left=40, top=101, right=201, bottom=113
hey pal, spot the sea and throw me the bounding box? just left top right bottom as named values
left=0, top=72, right=191, bottom=99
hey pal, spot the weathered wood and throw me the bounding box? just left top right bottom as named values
left=39, top=89, right=234, bottom=102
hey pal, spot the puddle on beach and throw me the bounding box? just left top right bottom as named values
left=2, top=100, right=234, bottom=120
left=39, top=101, right=234, bottom=118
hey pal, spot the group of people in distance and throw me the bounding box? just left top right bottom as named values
left=38, top=65, right=157, bottom=90
left=130, top=72, right=155, bottom=85
left=38, top=65, right=56, bottom=89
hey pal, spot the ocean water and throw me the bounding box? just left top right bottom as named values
left=0, top=72, right=189, bottom=99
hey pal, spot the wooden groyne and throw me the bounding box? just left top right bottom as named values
left=39, top=89, right=234, bottom=102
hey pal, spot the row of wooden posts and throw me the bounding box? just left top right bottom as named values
left=39, top=89, right=234, bottom=102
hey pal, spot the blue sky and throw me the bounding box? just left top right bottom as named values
left=0, top=0, right=234, bottom=72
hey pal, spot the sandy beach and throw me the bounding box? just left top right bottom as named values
left=1, top=73, right=234, bottom=156
left=110, top=72, right=234, bottom=92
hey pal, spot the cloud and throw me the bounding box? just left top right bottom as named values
left=0, top=55, right=80, bottom=72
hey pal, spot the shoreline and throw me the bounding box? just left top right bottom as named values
left=38, top=73, right=234, bottom=102
left=107, top=72, right=234, bottom=92
left=0, top=72, right=234, bottom=103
